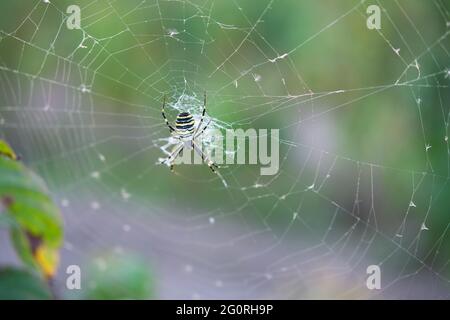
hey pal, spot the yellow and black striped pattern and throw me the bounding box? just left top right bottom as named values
left=175, top=112, right=195, bottom=135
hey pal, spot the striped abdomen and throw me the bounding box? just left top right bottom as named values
left=175, top=112, right=195, bottom=136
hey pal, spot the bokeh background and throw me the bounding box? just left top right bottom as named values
left=0, top=0, right=449, bottom=299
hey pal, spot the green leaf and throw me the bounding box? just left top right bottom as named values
left=10, top=227, right=37, bottom=270
left=0, top=157, right=62, bottom=247
left=84, top=255, right=155, bottom=300
left=0, top=139, right=17, bottom=160
left=0, top=139, right=63, bottom=277
left=0, top=268, right=52, bottom=299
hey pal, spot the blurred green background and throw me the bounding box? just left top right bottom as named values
left=0, top=0, right=449, bottom=299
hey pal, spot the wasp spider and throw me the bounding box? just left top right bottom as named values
left=161, top=92, right=219, bottom=173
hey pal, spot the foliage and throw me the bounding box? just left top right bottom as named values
left=0, top=139, right=63, bottom=298
left=83, top=255, right=155, bottom=300
left=0, top=268, right=52, bottom=300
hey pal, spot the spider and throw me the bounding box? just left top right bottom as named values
left=161, top=92, right=219, bottom=173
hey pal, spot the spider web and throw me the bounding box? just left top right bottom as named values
left=0, top=0, right=449, bottom=299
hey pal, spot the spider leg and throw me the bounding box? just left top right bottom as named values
left=194, top=119, right=211, bottom=140
left=161, top=143, right=184, bottom=172
left=161, top=95, right=175, bottom=133
left=193, top=91, right=207, bottom=137
left=192, top=140, right=218, bottom=173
